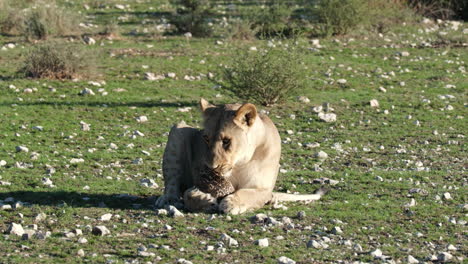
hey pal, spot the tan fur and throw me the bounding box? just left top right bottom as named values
left=155, top=99, right=325, bottom=214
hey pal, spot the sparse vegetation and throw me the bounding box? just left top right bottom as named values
left=170, top=0, right=213, bottom=37
left=20, top=42, right=93, bottom=79
left=0, top=1, right=466, bottom=263
left=313, top=0, right=367, bottom=36
left=216, top=46, right=305, bottom=106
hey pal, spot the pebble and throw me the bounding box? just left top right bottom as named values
left=168, top=205, right=184, bottom=218
left=77, top=249, right=85, bottom=257
left=370, top=99, right=380, bottom=108
left=35, top=213, right=47, bottom=222
left=100, top=213, right=112, bottom=221
left=140, top=178, right=158, bottom=188
left=177, top=259, right=192, bottom=264
left=331, top=226, right=343, bottom=234
left=314, top=151, right=328, bottom=160
left=92, top=226, right=110, bottom=236
left=78, top=237, right=88, bottom=244
left=7, top=223, right=25, bottom=236
left=318, top=112, right=337, bottom=123
left=136, top=116, right=148, bottom=123
left=370, top=248, right=383, bottom=258
left=443, top=192, right=452, bottom=200
left=16, top=146, right=29, bottom=153
left=297, top=96, right=310, bottom=103
left=256, top=238, right=269, bottom=247
left=80, top=121, right=91, bottom=131
left=70, top=158, right=85, bottom=164
left=80, top=88, right=95, bottom=96
left=220, top=233, right=238, bottom=247
left=407, top=255, right=419, bottom=263
left=297, top=211, right=306, bottom=219
left=251, top=213, right=268, bottom=223
left=83, top=36, right=96, bottom=45
left=277, top=256, right=296, bottom=264
left=307, top=240, right=321, bottom=249
left=22, top=229, right=36, bottom=240
left=437, top=252, right=453, bottom=262
left=0, top=160, right=6, bottom=166
left=337, top=79, right=347, bottom=84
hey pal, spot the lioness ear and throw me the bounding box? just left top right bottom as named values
left=199, top=98, right=214, bottom=112
left=234, top=103, right=257, bottom=127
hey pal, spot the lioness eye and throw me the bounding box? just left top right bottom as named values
left=222, top=138, right=231, bottom=149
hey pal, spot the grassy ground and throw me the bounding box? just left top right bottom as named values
left=0, top=1, right=467, bottom=263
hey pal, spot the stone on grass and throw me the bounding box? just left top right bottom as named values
left=307, top=240, right=321, bottom=249
left=220, top=233, right=238, bottom=247
left=370, top=248, right=383, bottom=258
left=443, top=192, right=452, bottom=200
left=168, top=205, right=184, bottom=218
left=100, top=213, right=112, bottom=221
left=250, top=213, right=268, bottom=224
left=136, top=116, right=148, bottom=123
left=297, top=211, right=306, bottom=220
left=77, top=249, right=85, bottom=257
left=370, top=99, right=380, bottom=108
left=331, top=226, right=343, bottom=234
left=16, top=146, right=29, bottom=153
left=7, top=223, right=25, bottom=236
left=21, top=229, right=36, bottom=240
left=318, top=112, right=337, bottom=123
left=297, top=96, right=310, bottom=103
left=0, top=160, right=6, bottom=166
left=92, top=226, right=110, bottom=236
left=314, top=151, right=328, bottom=160
left=437, top=252, right=453, bottom=262
left=70, top=158, right=85, bottom=164
left=35, top=213, right=47, bottom=222
left=278, top=256, right=296, bottom=264
left=80, top=88, right=95, bottom=96
left=78, top=237, right=88, bottom=244
left=256, top=238, right=269, bottom=247
left=407, top=255, right=419, bottom=264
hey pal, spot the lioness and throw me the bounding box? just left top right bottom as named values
left=155, top=99, right=325, bottom=214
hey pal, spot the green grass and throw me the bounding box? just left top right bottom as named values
left=0, top=0, right=467, bottom=263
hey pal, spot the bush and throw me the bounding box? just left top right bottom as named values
left=19, top=42, right=93, bottom=79
left=214, top=46, right=305, bottom=106
left=170, top=0, right=213, bottom=37
left=0, top=0, right=82, bottom=39
left=224, top=19, right=258, bottom=41
left=314, top=0, right=367, bottom=36
left=248, top=1, right=296, bottom=38
left=407, top=0, right=468, bottom=20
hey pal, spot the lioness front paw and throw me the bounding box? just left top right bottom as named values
left=184, top=187, right=218, bottom=213
left=219, top=194, right=248, bottom=215
left=155, top=194, right=182, bottom=209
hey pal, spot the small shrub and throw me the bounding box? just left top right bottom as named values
left=407, top=0, right=468, bottom=20
left=0, top=0, right=82, bottom=39
left=225, top=19, right=258, bottom=41
left=314, top=0, right=367, bottom=36
left=248, top=1, right=296, bottom=38
left=214, top=46, right=305, bottom=106
left=20, top=42, right=93, bottom=79
left=170, top=0, right=213, bottom=37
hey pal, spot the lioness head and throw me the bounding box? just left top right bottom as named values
left=199, top=98, right=259, bottom=177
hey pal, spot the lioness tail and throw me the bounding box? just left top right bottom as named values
left=271, top=187, right=328, bottom=203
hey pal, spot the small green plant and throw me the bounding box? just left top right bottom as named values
left=170, top=0, right=213, bottom=37
left=248, top=1, right=296, bottom=38
left=215, top=46, right=305, bottom=106
left=225, top=19, right=258, bottom=41
left=19, top=42, right=94, bottom=79
left=314, top=0, right=367, bottom=36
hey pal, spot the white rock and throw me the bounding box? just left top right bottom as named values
left=136, top=116, right=148, bottom=123
left=318, top=112, right=337, bottom=123
left=256, top=238, right=269, bottom=247
left=42, top=177, right=54, bottom=187
left=100, top=213, right=112, bottom=221
left=370, top=99, right=379, bottom=108
left=220, top=233, right=238, bottom=247
left=297, top=96, right=310, bottom=103
left=92, top=226, right=110, bottom=236
left=371, top=248, right=383, bottom=258
left=447, top=244, right=457, bottom=251
left=80, top=88, right=95, bottom=96
left=437, top=252, right=453, bottom=262
left=70, top=158, right=85, bottom=164
left=80, top=121, right=91, bottom=131
left=443, top=192, right=452, bottom=200
left=307, top=240, right=321, bottom=249
left=337, top=79, right=347, bottom=84
left=277, top=256, right=296, bottom=264
left=7, top=223, right=25, bottom=236
left=83, top=36, right=96, bottom=45
left=407, top=255, right=419, bottom=263
left=78, top=237, right=88, bottom=244
left=0, top=160, right=7, bottom=166
left=168, top=205, right=184, bottom=218
left=331, top=226, right=343, bottom=234
left=314, top=151, right=328, bottom=160
left=140, top=178, right=158, bottom=188
left=16, top=146, right=29, bottom=153
left=167, top=72, right=176, bottom=78
left=77, top=249, right=85, bottom=257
